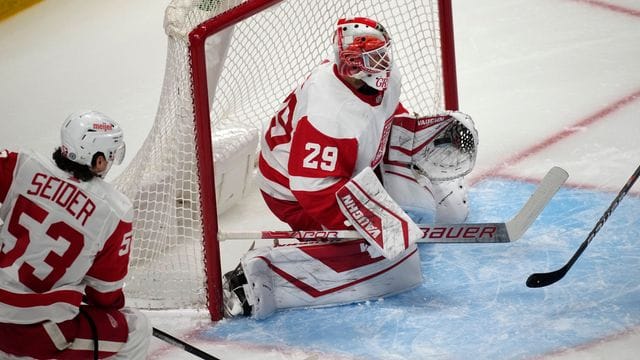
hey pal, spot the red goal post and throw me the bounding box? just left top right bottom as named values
left=116, top=0, right=458, bottom=321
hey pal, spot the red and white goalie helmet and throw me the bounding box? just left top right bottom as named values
left=60, top=110, right=126, bottom=176
left=332, top=17, right=392, bottom=90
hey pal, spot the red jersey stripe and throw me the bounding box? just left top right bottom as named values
left=0, top=287, right=82, bottom=308
left=258, top=153, right=290, bottom=189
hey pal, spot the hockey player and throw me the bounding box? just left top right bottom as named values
left=0, top=111, right=150, bottom=359
left=224, top=17, right=478, bottom=319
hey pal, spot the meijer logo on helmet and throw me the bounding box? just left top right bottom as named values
left=93, top=122, right=113, bottom=131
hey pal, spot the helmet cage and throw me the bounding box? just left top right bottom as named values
left=360, top=41, right=392, bottom=73
left=339, top=40, right=392, bottom=73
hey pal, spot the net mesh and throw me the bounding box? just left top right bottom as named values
left=114, top=0, right=449, bottom=312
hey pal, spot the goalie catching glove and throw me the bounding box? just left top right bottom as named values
left=386, top=111, right=478, bottom=181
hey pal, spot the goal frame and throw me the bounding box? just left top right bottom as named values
left=188, top=0, right=459, bottom=321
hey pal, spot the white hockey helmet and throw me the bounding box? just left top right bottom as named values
left=60, top=110, right=125, bottom=176
left=332, top=17, right=392, bottom=90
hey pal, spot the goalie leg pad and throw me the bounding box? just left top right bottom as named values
left=240, top=241, right=422, bottom=319
left=240, top=247, right=277, bottom=320
left=381, top=163, right=436, bottom=224
left=433, top=177, right=469, bottom=224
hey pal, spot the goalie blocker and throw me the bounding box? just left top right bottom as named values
left=336, top=166, right=423, bottom=259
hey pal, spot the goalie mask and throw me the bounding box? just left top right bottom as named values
left=333, top=17, right=392, bottom=90
left=60, top=110, right=126, bottom=177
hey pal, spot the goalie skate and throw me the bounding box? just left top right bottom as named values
left=222, top=263, right=251, bottom=317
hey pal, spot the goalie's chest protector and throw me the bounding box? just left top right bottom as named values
left=300, top=62, right=401, bottom=172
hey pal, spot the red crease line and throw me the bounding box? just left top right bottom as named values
left=570, top=0, right=640, bottom=18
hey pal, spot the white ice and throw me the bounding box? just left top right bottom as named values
left=1, top=0, right=639, bottom=359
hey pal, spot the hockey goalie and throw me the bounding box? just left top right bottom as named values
left=223, top=17, right=478, bottom=319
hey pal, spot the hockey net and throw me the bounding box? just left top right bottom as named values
left=114, top=0, right=458, bottom=320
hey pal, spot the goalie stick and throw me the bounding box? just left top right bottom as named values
left=219, top=166, right=568, bottom=244
left=526, top=163, right=640, bottom=288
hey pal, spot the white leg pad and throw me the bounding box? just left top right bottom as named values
left=241, top=241, right=422, bottom=319
left=241, top=247, right=277, bottom=320
left=381, top=163, right=436, bottom=224
left=433, top=177, right=469, bottom=224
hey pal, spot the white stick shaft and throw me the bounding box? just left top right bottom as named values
left=505, top=166, right=568, bottom=239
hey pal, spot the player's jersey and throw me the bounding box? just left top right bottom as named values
left=0, top=150, right=133, bottom=324
left=258, top=61, right=402, bottom=229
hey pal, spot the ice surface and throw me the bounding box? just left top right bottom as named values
left=202, top=180, right=640, bottom=360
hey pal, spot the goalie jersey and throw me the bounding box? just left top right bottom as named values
left=0, top=150, right=133, bottom=324
left=258, top=60, right=403, bottom=229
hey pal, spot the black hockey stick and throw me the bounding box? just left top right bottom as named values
left=152, top=327, right=221, bottom=360
left=526, top=163, right=640, bottom=288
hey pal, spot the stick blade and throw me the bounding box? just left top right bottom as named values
left=526, top=268, right=567, bottom=288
